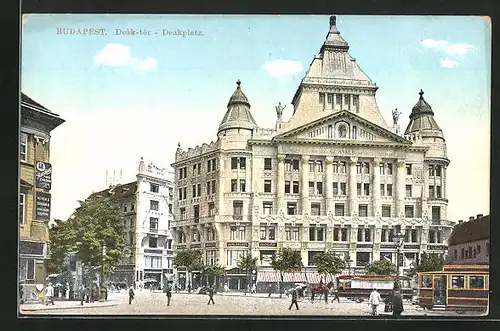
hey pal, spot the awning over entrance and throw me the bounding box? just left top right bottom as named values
left=257, top=271, right=336, bottom=284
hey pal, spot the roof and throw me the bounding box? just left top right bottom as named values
left=448, top=215, right=490, bottom=246
left=404, top=90, right=443, bottom=136
left=21, top=93, right=52, bottom=113
left=218, top=80, right=257, bottom=134
left=88, top=181, right=137, bottom=201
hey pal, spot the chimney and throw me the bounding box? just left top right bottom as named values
left=477, top=214, right=483, bottom=219
left=469, top=216, right=475, bottom=222
left=458, top=220, right=463, bottom=224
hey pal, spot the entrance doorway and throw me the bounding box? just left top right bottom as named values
left=433, top=275, right=447, bottom=305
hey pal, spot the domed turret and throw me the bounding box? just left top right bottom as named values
left=217, top=80, right=257, bottom=137
left=405, top=89, right=443, bottom=138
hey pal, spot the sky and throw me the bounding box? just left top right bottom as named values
left=21, top=14, right=491, bottom=223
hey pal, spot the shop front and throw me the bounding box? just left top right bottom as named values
left=225, top=267, right=248, bottom=291
left=143, top=270, right=162, bottom=290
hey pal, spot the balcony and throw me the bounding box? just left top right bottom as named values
left=149, top=228, right=158, bottom=234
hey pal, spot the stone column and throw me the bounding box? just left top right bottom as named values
left=372, top=158, right=382, bottom=217
left=422, top=161, right=429, bottom=216
left=301, top=155, right=310, bottom=215
left=348, top=157, right=358, bottom=216
left=218, top=155, right=225, bottom=216
left=214, top=222, right=225, bottom=266
left=395, top=159, right=406, bottom=217
left=325, top=156, right=334, bottom=214
left=276, top=155, right=286, bottom=214
left=442, top=165, right=447, bottom=199
left=349, top=225, right=358, bottom=267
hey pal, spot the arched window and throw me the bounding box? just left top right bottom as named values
left=338, top=124, right=348, bottom=138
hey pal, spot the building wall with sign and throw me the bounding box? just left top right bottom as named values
left=19, top=93, right=64, bottom=291
left=171, top=16, right=454, bottom=280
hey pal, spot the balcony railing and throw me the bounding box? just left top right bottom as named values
left=149, top=228, right=158, bottom=233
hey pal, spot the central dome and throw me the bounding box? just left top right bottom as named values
left=218, top=80, right=257, bottom=136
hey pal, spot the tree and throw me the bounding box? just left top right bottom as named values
left=365, top=260, right=397, bottom=275
left=315, top=252, right=346, bottom=282
left=46, top=197, right=125, bottom=281
left=413, top=252, right=444, bottom=274
left=173, top=249, right=203, bottom=289
left=237, top=255, right=258, bottom=293
left=270, top=247, right=303, bottom=298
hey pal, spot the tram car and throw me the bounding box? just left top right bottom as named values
left=336, top=275, right=413, bottom=300
left=417, top=265, right=488, bottom=312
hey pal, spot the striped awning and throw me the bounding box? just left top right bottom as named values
left=257, top=271, right=336, bottom=284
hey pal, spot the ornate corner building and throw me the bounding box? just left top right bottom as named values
left=19, top=93, right=65, bottom=295
left=171, top=16, right=453, bottom=288
left=87, top=158, right=175, bottom=289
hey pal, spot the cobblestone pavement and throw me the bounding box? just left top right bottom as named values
left=21, top=291, right=483, bottom=317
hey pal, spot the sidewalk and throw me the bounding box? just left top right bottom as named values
left=20, top=293, right=128, bottom=312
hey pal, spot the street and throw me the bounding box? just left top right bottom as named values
left=20, top=290, right=484, bottom=316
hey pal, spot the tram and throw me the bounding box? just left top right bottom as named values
left=416, top=265, right=488, bottom=312
left=336, top=275, right=413, bottom=300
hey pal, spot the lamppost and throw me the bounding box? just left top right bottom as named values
left=392, top=232, right=405, bottom=289
left=99, top=240, right=106, bottom=302
left=252, top=270, right=256, bottom=285
left=345, top=255, right=353, bottom=276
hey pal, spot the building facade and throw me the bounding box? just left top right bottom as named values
left=447, top=214, right=489, bottom=265
left=19, top=93, right=65, bottom=299
left=171, top=16, right=454, bottom=287
left=88, top=158, right=174, bottom=289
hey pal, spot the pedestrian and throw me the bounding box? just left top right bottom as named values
left=44, top=282, right=55, bottom=306
left=251, top=284, right=256, bottom=294
left=288, top=288, right=299, bottom=310
left=79, top=286, right=85, bottom=305
left=392, top=290, right=404, bottom=317
left=368, top=288, right=382, bottom=316
left=187, top=283, right=191, bottom=294
left=331, top=287, right=340, bottom=303
left=268, top=284, right=273, bottom=297
left=166, top=283, right=172, bottom=306
left=207, top=286, right=215, bottom=305
left=128, top=286, right=135, bottom=305
left=104, top=285, right=108, bottom=301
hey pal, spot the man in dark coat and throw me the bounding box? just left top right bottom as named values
left=288, top=288, right=299, bottom=310
left=207, top=287, right=215, bottom=305
left=392, top=290, right=404, bottom=317
left=166, top=284, right=172, bottom=306
left=128, top=287, right=135, bottom=305
left=268, top=284, right=273, bottom=297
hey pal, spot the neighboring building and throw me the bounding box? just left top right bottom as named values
left=447, top=214, right=489, bottom=265
left=19, top=93, right=65, bottom=299
left=171, top=16, right=454, bottom=290
left=88, top=158, right=174, bottom=289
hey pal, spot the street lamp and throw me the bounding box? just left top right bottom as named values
left=392, top=232, right=405, bottom=289
left=99, top=240, right=106, bottom=302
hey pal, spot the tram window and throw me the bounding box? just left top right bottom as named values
left=469, top=276, right=485, bottom=289
left=451, top=276, right=465, bottom=289
left=422, top=276, right=432, bottom=288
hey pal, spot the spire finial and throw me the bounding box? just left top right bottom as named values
left=236, top=79, right=241, bottom=88
left=419, top=89, right=424, bottom=98
left=330, top=16, right=337, bottom=27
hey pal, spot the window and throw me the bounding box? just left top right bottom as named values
left=211, top=180, right=216, bottom=195
left=429, top=165, right=435, bottom=176
left=231, top=157, right=238, bottom=169
left=264, top=180, right=272, bottom=193
left=461, top=248, right=465, bottom=259
left=311, top=203, right=321, bottom=216
left=470, top=276, right=485, bottom=289
left=285, top=227, right=291, bottom=240
left=233, top=201, right=243, bottom=220
left=316, top=182, right=323, bottom=195
left=293, top=227, right=300, bottom=241
left=387, top=163, right=393, bottom=175
left=309, top=161, right=315, bottom=172
left=436, top=186, right=442, bottom=198
left=178, top=188, right=183, bottom=200
left=309, top=181, right=315, bottom=195
left=150, top=200, right=159, bottom=211
left=333, top=182, right=339, bottom=196
left=20, top=133, right=28, bottom=162
left=356, top=163, right=362, bottom=174
left=432, top=206, right=441, bottom=220
left=363, top=183, right=370, bottom=196
left=352, top=95, right=359, bottom=110
left=240, top=179, right=246, bottom=192
left=206, top=250, right=216, bottom=265
left=382, top=205, right=391, bottom=217
left=358, top=204, right=368, bottom=217
left=335, top=203, right=345, bottom=216
left=193, top=205, right=200, bottom=223
left=453, top=249, right=458, bottom=260
left=344, top=94, right=350, bottom=107
left=309, top=226, right=325, bottom=241
left=227, top=250, right=246, bottom=266
left=292, top=159, right=300, bottom=171
left=19, top=193, right=25, bottom=224
left=230, top=226, right=237, bottom=240
left=285, top=159, right=292, bottom=171
left=293, top=181, right=299, bottom=194
left=319, top=92, right=325, bottom=104
left=264, top=158, right=272, bottom=170
left=363, top=162, right=370, bottom=174
left=260, top=227, right=267, bottom=240
left=340, top=182, right=347, bottom=195
left=339, top=161, right=346, bottom=173
left=197, top=183, right=201, bottom=196
left=268, top=227, right=276, bottom=240
left=380, top=163, right=385, bottom=175
left=150, top=183, right=159, bottom=193
left=364, top=228, right=372, bottom=242
left=149, top=237, right=158, bottom=248
left=287, top=202, right=297, bottom=215
left=207, top=159, right=212, bottom=172
left=429, top=186, right=435, bottom=198
left=356, top=252, right=370, bottom=267
left=285, top=181, right=291, bottom=194
left=406, top=185, right=412, bottom=198
left=316, top=161, right=324, bottom=172
left=327, top=93, right=333, bottom=104
left=435, top=165, right=441, bottom=176
left=239, top=226, right=246, bottom=240
left=387, top=184, right=393, bottom=196
left=263, top=201, right=273, bottom=215
left=192, top=184, right=197, bottom=197
left=328, top=125, right=333, bottom=138
left=208, top=203, right=215, bottom=216
left=451, top=276, right=465, bottom=289
left=404, top=205, right=414, bottom=218
left=149, top=217, right=158, bottom=231
left=357, top=183, right=362, bottom=196
left=19, top=259, right=35, bottom=280
left=336, top=94, right=342, bottom=105
left=192, top=164, right=197, bottom=176
left=352, top=126, right=357, bottom=139
left=231, top=179, right=237, bottom=192
left=207, top=181, right=211, bottom=195
left=357, top=228, right=363, bottom=242
left=180, top=207, right=186, bottom=220
left=207, top=227, right=216, bottom=241
left=422, top=276, right=433, bottom=288
left=406, top=164, right=412, bottom=175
